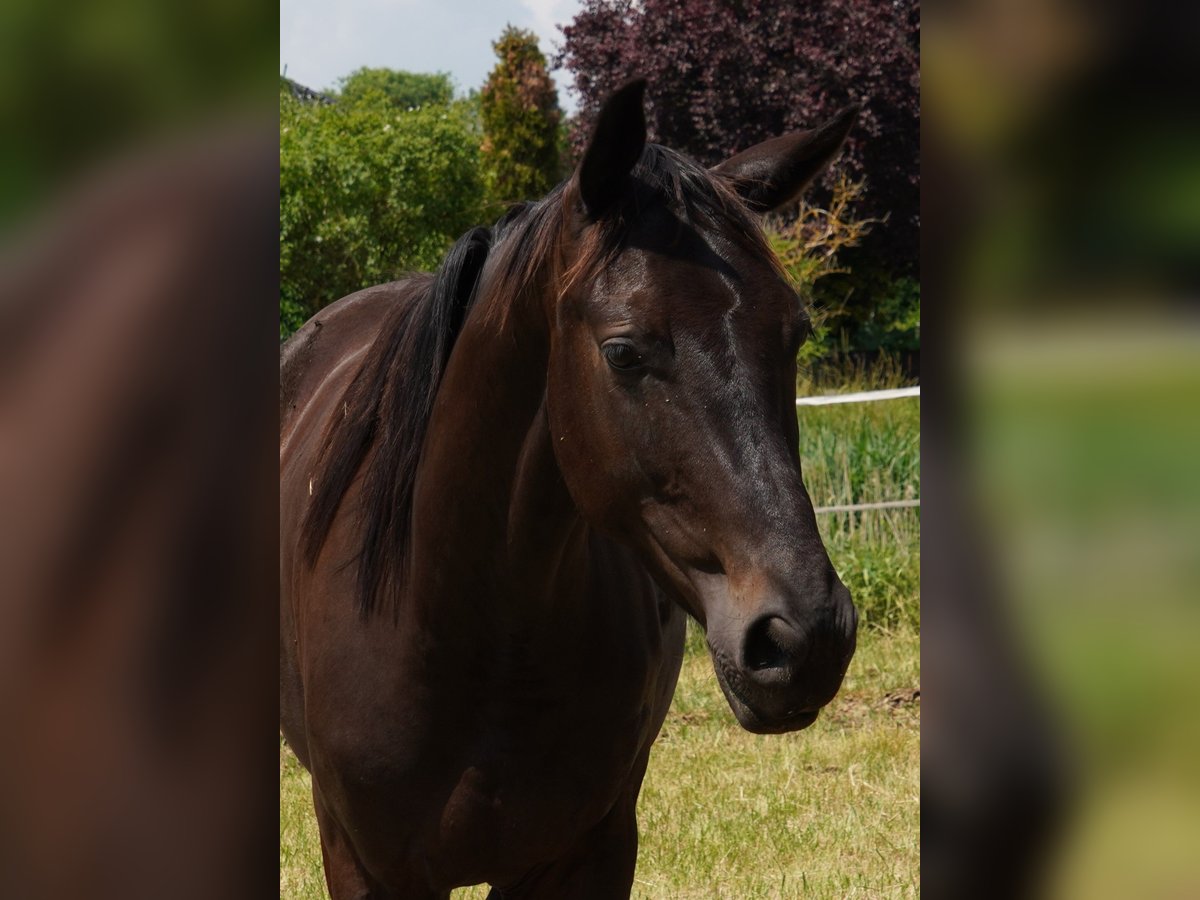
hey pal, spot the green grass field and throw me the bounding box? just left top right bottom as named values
left=280, top=362, right=920, bottom=898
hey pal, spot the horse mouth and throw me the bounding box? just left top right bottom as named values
left=711, top=655, right=821, bottom=735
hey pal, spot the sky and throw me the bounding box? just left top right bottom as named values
left=280, top=0, right=584, bottom=113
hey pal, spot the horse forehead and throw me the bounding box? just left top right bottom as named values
left=621, top=238, right=788, bottom=323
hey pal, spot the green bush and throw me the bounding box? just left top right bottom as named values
left=336, top=68, right=454, bottom=110
left=840, top=269, right=921, bottom=356
left=280, top=87, right=486, bottom=336
left=766, top=177, right=920, bottom=369
left=766, top=177, right=877, bottom=367
left=279, top=295, right=309, bottom=341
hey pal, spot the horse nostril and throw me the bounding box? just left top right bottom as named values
left=743, top=616, right=795, bottom=672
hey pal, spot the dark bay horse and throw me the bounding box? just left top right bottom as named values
left=280, top=81, right=859, bottom=898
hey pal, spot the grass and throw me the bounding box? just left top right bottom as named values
left=280, top=358, right=920, bottom=898
left=280, top=626, right=920, bottom=899
left=797, top=360, right=920, bottom=632
left=630, top=624, right=919, bottom=898
left=280, top=749, right=325, bottom=900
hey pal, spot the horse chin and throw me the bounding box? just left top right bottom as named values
left=711, top=657, right=821, bottom=735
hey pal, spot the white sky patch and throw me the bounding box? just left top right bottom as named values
left=520, top=0, right=584, bottom=112
left=520, top=0, right=573, bottom=50
left=280, top=0, right=583, bottom=113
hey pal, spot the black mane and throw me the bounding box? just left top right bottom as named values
left=300, top=224, right=496, bottom=617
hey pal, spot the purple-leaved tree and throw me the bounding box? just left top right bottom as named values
left=557, top=0, right=919, bottom=275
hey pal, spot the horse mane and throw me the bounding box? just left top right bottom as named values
left=301, top=143, right=772, bottom=618
left=299, top=224, right=497, bottom=617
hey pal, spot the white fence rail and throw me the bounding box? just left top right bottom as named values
left=813, top=499, right=920, bottom=514
left=795, top=385, right=919, bottom=407
left=797, top=385, right=920, bottom=515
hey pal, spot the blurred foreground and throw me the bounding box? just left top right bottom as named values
left=0, top=1, right=277, bottom=897
left=0, top=128, right=278, bottom=898
left=923, top=0, right=1200, bottom=896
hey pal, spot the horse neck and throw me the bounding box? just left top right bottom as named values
left=405, top=261, right=589, bottom=636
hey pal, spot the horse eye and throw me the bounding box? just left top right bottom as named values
left=602, top=340, right=643, bottom=371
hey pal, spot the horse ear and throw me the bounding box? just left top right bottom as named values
left=576, top=79, right=647, bottom=219
left=712, top=104, right=861, bottom=214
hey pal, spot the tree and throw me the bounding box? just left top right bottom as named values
left=280, top=75, right=333, bottom=104
left=480, top=26, right=563, bottom=206
left=337, top=67, right=454, bottom=110
left=280, top=85, right=485, bottom=337
left=557, top=0, right=919, bottom=276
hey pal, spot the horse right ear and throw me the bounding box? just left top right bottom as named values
left=575, top=79, right=647, bottom=219
left=712, top=104, right=860, bottom=214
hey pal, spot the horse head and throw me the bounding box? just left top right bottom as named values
left=544, top=80, right=860, bottom=734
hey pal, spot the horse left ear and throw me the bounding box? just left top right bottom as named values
left=576, top=79, right=648, bottom=219
left=712, top=104, right=861, bottom=214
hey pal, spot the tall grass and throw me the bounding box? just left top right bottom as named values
left=797, top=358, right=920, bottom=632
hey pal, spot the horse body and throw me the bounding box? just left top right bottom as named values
left=281, top=279, right=685, bottom=895
left=282, top=81, right=861, bottom=897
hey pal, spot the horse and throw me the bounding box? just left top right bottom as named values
left=280, top=80, right=859, bottom=899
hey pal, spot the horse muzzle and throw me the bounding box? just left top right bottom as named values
left=706, top=581, right=858, bottom=734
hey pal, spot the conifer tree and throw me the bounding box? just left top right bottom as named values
left=480, top=26, right=563, bottom=205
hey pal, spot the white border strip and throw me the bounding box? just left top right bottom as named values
left=813, top=499, right=921, bottom=514
left=796, top=385, right=920, bottom=406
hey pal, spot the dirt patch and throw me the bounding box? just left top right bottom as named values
left=826, top=683, right=921, bottom=727
left=882, top=686, right=921, bottom=707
